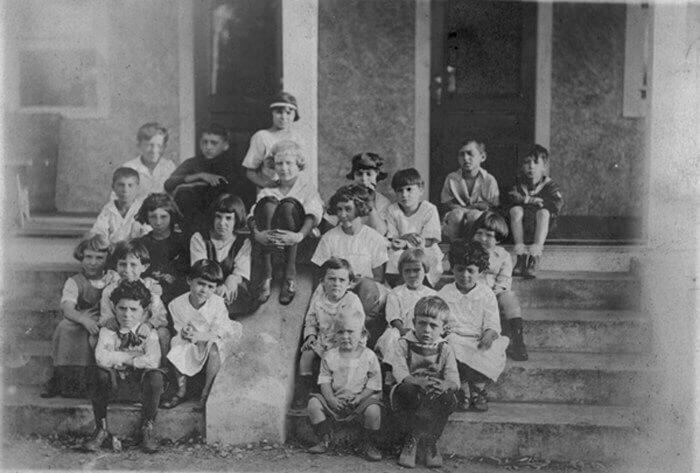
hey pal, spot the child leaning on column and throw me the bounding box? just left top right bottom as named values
left=384, top=295, right=460, bottom=469
left=470, top=211, right=528, bottom=361
left=508, top=144, right=563, bottom=278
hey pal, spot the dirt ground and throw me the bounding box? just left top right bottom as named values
left=0, top=433, right=632, bottom=472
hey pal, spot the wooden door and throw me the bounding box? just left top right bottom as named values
left=429, top=0, right=537, bottom=207
left=194, top=0, right=281, bottom=159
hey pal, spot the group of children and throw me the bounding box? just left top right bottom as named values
left=44, top=90, right=562, bottom=464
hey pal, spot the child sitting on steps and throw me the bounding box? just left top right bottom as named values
left=307, top=310, right=383, bottom=461
left=439, top=240, right=509, bottom=412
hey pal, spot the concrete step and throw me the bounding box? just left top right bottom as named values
left=2, top=385, right=204, bottom=440
left=2, top=340, right=53, bottom=386
left=439, top=243, right=641, bottom=273
left=435, top=271, right=640, bottom=310
left=2, top=310, right=62, bottom=341
left=288, top=402, right=646, bottom=462
left=492, top=351, right=652, bottom=405
left=522, top=309, right=651, bottom=353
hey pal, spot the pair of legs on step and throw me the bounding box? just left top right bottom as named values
left=162, top=345, right=221, bottom=412
left=510, top=206, right=553, bottom=278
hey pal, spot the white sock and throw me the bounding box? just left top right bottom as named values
left=529, top=244, right=543, bottom=257
left=514, top=244, right=527, bottom=255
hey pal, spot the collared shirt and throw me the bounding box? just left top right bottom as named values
left=303, top=290, right=365, bottom=349
left=99, top=277, right=168, bottom=329
left=118, top=156, right=176, bottom=200
left=242, top=129, right=305, bottom=171
left=250, top=174, right=324, bottom=225
left=438, top=282, right=500, bottom=337
left=168, top=292, right=239, bottom=340
left=440, top=168, right=499, bottom=207
left=311, top=225, right=389, bottom=279
left=384, top=284, right=437, bottom=327
left=484, top=246, right=513, bottom=293
left=95, top=325, right=160, bottom=370
left=91, top=198, right=150, bottom=244
left=317, top=346, right=382, bottom=397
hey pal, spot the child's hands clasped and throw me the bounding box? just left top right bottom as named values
left=478, top=329, right=499, bottom=350
left=181, top=323, right=196, bottom=342
left=401, top=233, right=424, bottom=247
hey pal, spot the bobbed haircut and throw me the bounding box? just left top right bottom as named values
left=136, top=193, right=182, bottom=227
left=391, top=168, right=424, bottom=190
left=112, top=240, right=151, bottom=266
left=189, top=259, right=224, bottom=284
left=319, top=257, right=355, bottom=282
left=269, top=91, right=300, bottom=121
left=207, top=193, right=247, bottom=230
left=110, top=279, right=152, bottom=309
left=398, top=247, right=430, bottom=273
left=472, top=210, right=509, bottom=241
left=199, top=122, right=230, bottom=142
left=413, top=295, right=450, bottom=324
left=266, top=140, right=306, bottom=170
left=459, top=138, right=487, bottom=156
left=448, top=240, right=490, bottom=273
left=74, top=233, right=110, bottom=261
left=112, top=167, right=140, bottom=185
left=327, top=184, right=373, bottom=218
left=136, top=122, right=169, bottom=145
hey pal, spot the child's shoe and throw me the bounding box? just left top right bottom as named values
left=506, top=318, right=529, bottom=361
left=469, top=386, right=489, bottom=412
left=523, top=255, right=540, bottom=279
left=256, top=278, right=272, bottom=304
left=308, top=420, right=331, bottom=454
left=398, top=435, right=418, bottom=468
left=362, top=433, right=382, bottom=462
left=140, top=419, right=159, bottom=453
left=425, top=436, right=443, bottom=468
left=512, top=254, right=528, bottom=277
left=456, top=389, right=470, bottom=412
left=279, top=279, right=296, bottom=305
left=83, top=418, right=110, bottom=452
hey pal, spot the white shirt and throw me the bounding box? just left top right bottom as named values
left=114, top=156, right=176, bottom=200
left=384, top=284, right=437, bottom=328
left=95, top=326, right=160, bottom=370
left=91, top=198, right=150, bottom=244
left=242, top=129, right=305, bottom=171
left=440, top=168, right=500, bottom=207
left=303, top=291, right=365, bottom=349
left=100, top=277, right=168, bottom=329
left=438, top=282, right=500, bottom=337
left=317, top=347, right=382, bottom=397
left=311, top=225, right=389, bottom=279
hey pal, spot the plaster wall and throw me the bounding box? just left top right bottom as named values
left=317, top=0, right=415, bottom=202
left=551, top=3, right=646, bottom=218
left=54, top=1, right=181, bottom=212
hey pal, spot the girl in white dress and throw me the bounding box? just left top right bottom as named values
left=384, top=168, right=444, bottom=287
left=164, top=259, right=242, bottom=412
left=438, top=240, right=509, bottom=412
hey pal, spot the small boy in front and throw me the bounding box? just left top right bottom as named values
left=164, top=123, right=256, bottom=234
left=307, top=311, right=383, bottom=461
left=440, top=139, right=500, bottom=242
left=508, top=144, right=564, bottom=278
left=83, top=280, right=163, bottom=453
left=91, top=167, right=149, bottom=244
left=471, top=211, right=528, bottom=360
left=99, top=241, right=170, bottom=367
left=385, top=295, right=460, bottom=469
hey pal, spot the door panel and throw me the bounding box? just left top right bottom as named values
left=430, top=0, right=536, bottom=206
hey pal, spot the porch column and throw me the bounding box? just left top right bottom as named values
left=643, top=3, right=699, bottom=472
left=282, top=0, right=318, bottom=186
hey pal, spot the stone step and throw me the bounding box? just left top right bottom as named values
left=2, top=385, right=204, bottom=440
left=439, top=243, right=641, bottom=273
left=288, top=402, right=646, bottom=462
left=2, top=340, right=53, bottom=386
left=435, top=271, right=640, bottom=310
left=522, top=309, right=651, bottom=353
left=492, top=351, right=652, bottom=405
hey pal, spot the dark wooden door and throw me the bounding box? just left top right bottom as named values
left=194, top=0, right=281, bottom=159
left=429, top=0, right=537, bottom=206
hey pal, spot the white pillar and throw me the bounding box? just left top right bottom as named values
left=178, top=1, right=195, bottom=161
left=415, top=0, right=431, bottom=194
left=643, top=3, right=700, bottom=471
left=282, top=0, right=318, bottom=186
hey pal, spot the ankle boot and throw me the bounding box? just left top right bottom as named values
left=524, top=254, right=540, bottom=279
left=513, top=254, right=528, bottom=277
left=398, top=435, right=418, bottom=468
left=83, top=418, right=110, bottom=452
left=506, top=318, right=529, bottom=361
left=362, top=429, right=382, bottom=462
left=308, top=420, right=331, bottom=454
left=425, top=435, right=443, bottom=468
left=140, top=419, right=159, bottom=453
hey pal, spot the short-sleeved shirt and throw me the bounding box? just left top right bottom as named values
left=311, top=225, right=389, bottom=279
left=484, top=246, right=512, bottom=293
left=242, top=129, right=305, bottom=171
left=61, top=270, right=119, bottom=305
left=91, top=199, right=150, bottom=244
left=303, top=290, right=365, bottom=349
left=440, top=168, right=500, bottom=207
left=384, top=201, right=444, bottom=276
left=120, top=156, right=176, bottom=200
left=317, top=346, right=382, bottom=397
left=250, top=174, right=324, bottom=225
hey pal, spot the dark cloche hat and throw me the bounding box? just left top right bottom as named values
left=346, top=152, right=388, bottom=181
